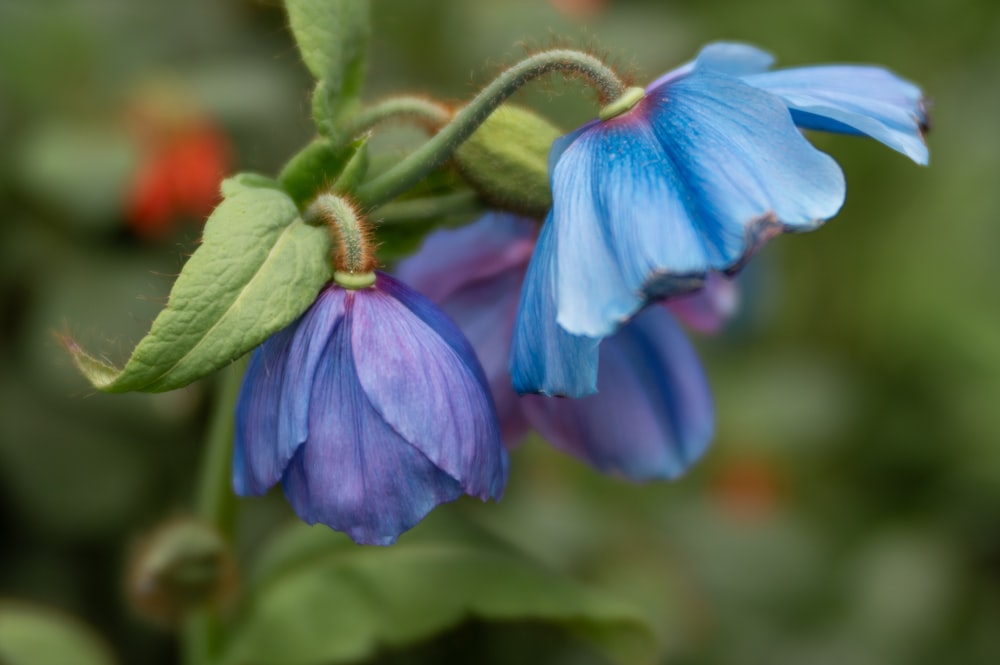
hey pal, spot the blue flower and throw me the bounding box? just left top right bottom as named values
left=398, top=213, right=715, bottom=481
left=232, top=272, right=508, bottom=546
left=513, top=42, right=928, bottom=396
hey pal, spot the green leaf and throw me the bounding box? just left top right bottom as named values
left=221, top=517, right=655, bottom=665
left=286, top=0, right=370, bottom=120
left=278, top=135, right=369, bottom=209
left=0, top=602, right=116, bottom=665
left=65, top=177, right=331, bottom=393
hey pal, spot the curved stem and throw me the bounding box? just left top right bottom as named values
left=374, top=190, right=484, bottom=225
left=344, top=96, right=453, bottom=137
left=307, top=194, right=376, bottom=277
left=354, top=49, right=626, bottom=210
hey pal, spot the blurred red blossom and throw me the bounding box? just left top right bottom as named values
left=124, top=85, right=231, bottom=240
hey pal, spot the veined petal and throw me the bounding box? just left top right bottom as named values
left=552, top=119, right=709, bottom=336
left=436, top=265, right=531, bottom=447
left=352, top=273, right=508, bottom=501
left=232, top=286, right=346, bottom=496
left=397, top=214, right=536, bottom=447
left=523, top=306, right=713, bottom=480
left=281, top=298, right=464, bottom=546
left=276, top=288, right=346, bottom=465
left=647, top=68, right=846, bottom=237
left=510, top=217, right=601, bottom=397
left=233, top=324, right=297, bottom=496
left=744, top=65, right=929, bottom=164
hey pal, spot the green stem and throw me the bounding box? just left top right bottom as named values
left=344, top=96, right=453, bottom=137
left=307, top=194, right=375, bottom=276
left=354, top=49, right=626, bottom=210
left=374, top=190, right=484, bottom=225
left=182, top=360, right=246, bottom=665
left=194, top=361, right=245, bottom=536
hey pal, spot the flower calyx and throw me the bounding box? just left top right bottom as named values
left=598, top=86, right=646, bottom=121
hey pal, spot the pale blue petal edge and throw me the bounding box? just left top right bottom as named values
left=744, top=65, right=929, bottom=165
left=509, top=217, right=601, bottom=397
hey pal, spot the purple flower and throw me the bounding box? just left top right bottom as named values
left=397, top=213, right=715, bottom=480
left=513, top=42, right=927, bottom=396
left=233, top=272, right=508, bottom=546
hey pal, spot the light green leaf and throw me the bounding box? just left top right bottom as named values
left=65, top=176, right=331, bottom=393
left=0, top=602, right=116, bottom=665
left=286, top=0, right=370, bottom=120
left=221, top=517, right=655, bottom=665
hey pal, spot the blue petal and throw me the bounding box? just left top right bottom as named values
left=509, top=216, right=601, bottom=397
left=647, top=42, right=775, bottom=91
left=552, top=68, right=845, bottom=337
left=352, top=273, right=508, bottom=501
left=280, top=295, right=464, bottom=546
left=551, top=119, right=703, bottom=337
left=232, top=286, right=345, bottom=496
left=744, top=65, right=929, bottom=164
left=523, top=306, right=713, bottom=480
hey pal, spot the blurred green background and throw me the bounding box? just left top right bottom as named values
left=2, top=0, right=999, bottom=663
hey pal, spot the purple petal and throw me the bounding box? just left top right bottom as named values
left=666, top=272, right=739, bottom=334
left=233, top=287, right=347, bottom=495
left=280, top=297, right=464, bottom=546
left=436, top=265, right=532, bottom=447
left=395, top=212, right=536, bottom=303
left=523, top=306, right=713, bottom=481
left=397, top=214, right=537, bottom=447
left=233, top=324, right=297, bottom=496
left=352, top=274, right=508, bottom=501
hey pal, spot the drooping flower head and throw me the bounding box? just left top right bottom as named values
left=233, top=272, right=508, bottom=546
left=513, top=42, right=928, bottom=397
left=398, top=213, right=716, bottom=481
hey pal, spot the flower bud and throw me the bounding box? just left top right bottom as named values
left=453, top=105, right=561, bottom=219
left=126, top=518, right=237, bottom=625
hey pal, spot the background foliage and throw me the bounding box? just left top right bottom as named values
left=2, top=0, right=999, bottom=663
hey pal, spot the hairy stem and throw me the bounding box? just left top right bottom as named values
left=354, top=49, right=626, bottom=209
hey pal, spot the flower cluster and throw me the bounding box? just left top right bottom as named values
left=233, top=42, right=927, bottom=545
left=398, top=213, right=716, bottom=480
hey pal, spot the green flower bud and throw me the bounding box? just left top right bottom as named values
left=126, top=518, right=237, bottom=626
left=453, top=104, right=562, bottom=218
